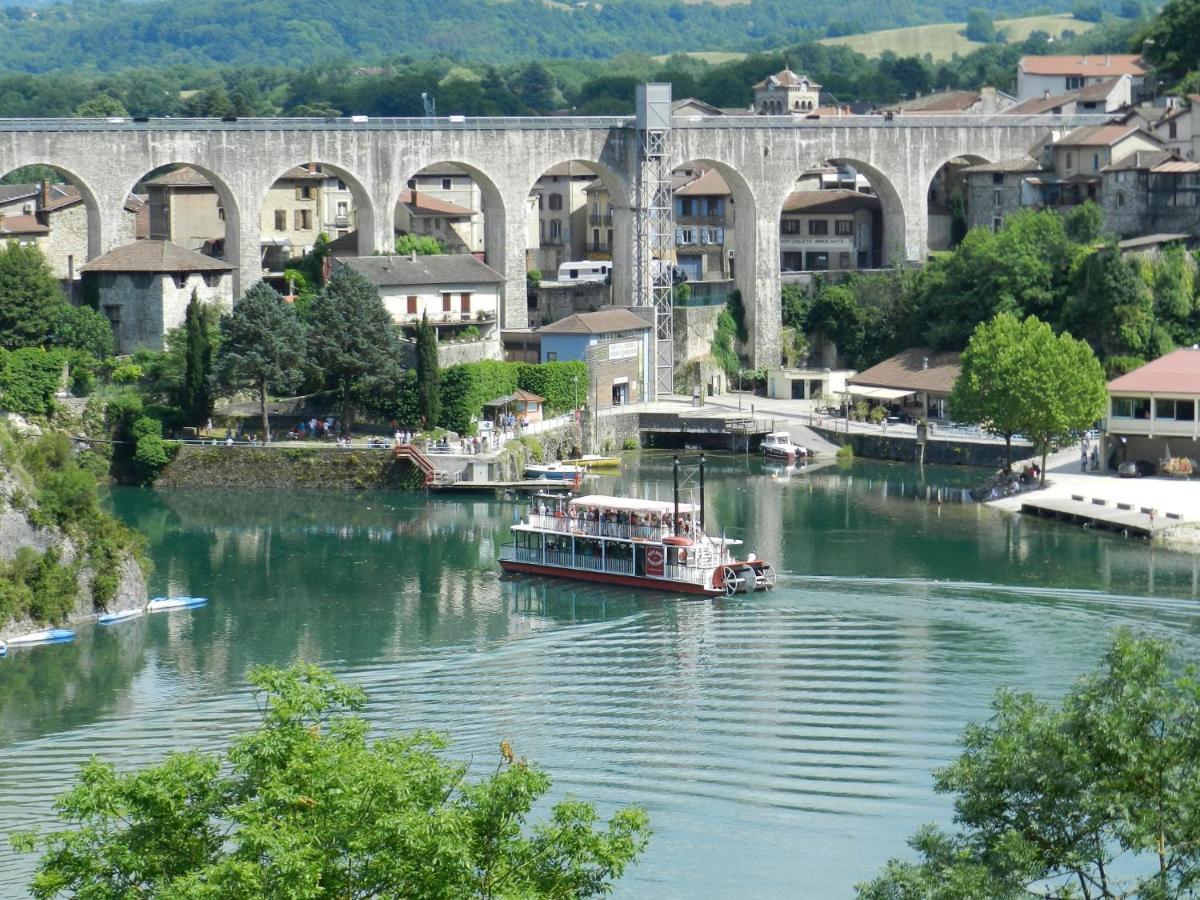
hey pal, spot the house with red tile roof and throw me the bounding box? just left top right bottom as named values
left=1017, top=54, right=1147, bottom=102
left=1106, top=348, right=1200, bottom=461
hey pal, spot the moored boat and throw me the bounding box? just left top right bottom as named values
left=0, top=641, right=6, bottom=657
left=98, top=608, right=144, bottom=625
left=500, top=457, right=775, bottom=596
left=573, top=454, right=621, bottom=470
left=8, top=628, right=75, bottom=646
left=147, top=596, right=208, bottom=612
left=525, top=463, right=585, bottom=483
left=761, top=431, right=807, bottom=462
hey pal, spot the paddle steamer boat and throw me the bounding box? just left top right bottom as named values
left=500, top=458, right=775, bottom=596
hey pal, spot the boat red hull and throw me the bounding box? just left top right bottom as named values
left=499, top=560, right=721, bottom=595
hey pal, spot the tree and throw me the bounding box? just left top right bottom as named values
left=514, top=61, right=557, bottom=111
left=181, top=291, right=215, bottom=426
left=857, top=630, right=1200, bottom=900
left=306, top=265, right=404, bottom=427
left=0, top=242, right=63, bottom=350
left=394, top=233, right=444, bottom=256
left=1072, top=0, right=1105, bottom=22
left=1063, top=201, right=1103, bottom=244
left=46, top=304, right=114, bottom=359
left=949, top=312, right=1029, bottom=472
left=964, top=8, right=996, bottom=42
left=415, top=311, right=441, bottom=428
left=1017, top=317, right=1108, bottom=483
left=951, top=313, right=1106, bottom=481
left=1139, top=0, right=1200, bottom=81
left=14, top=663, right=650, bottom=898
left=214, top=282, right=307, bottom=439
left=73, top=93, right=128, bottom=118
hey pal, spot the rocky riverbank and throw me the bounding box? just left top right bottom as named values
left=156, top=444, right=430, bottom=490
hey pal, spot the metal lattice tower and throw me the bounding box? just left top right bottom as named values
left=634, top=84, right=675, bottom=399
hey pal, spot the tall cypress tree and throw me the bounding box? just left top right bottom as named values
left=415, top=312, right=440, bottom=429
left=182, top=290, right=213, bottom=426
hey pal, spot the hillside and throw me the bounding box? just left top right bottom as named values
left=820, top=13, right=1097, bottom=61
left=0, top=0, right=1124, bottom=72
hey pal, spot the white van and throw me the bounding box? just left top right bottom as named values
left=557, top=260, right=611, bottom=284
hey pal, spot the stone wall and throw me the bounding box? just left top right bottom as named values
left=530, top=281, right=610, bottom=327
left=437, top=337, right=504, bottom=367
left=157, top=445, right=428, bottom=490
left=812, top=425, right=1034, bottom=468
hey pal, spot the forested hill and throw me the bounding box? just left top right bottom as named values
left=0, top=0, right=1126, bottom=72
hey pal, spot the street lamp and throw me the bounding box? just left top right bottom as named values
left=573, top=375, right=579, bottom=412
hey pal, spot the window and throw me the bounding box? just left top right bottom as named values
left=1169, top=121, right=1178, bottom=139
left=294, top=209, right=312, bottom=230
left=1065, top=151, right=1074, bottom=170
left=274, top=210, right=286, bottom=230
left=407, top=295, right=417, bottom=315
left=705, top=197, right=722, bottom=216
left=781, top=218, right=802, bottom=235
left=606, top=229, right=613, bottom=250
left=992, top=173, right=1004, bottom=185
left=679, top=227, right=694, bottom=244
left=712, top=226, right=724, bottom=244
left=546, top=352, right=557, bottom=362
left=1092, top=153, right=1100, bottom=171
left=677, top=198, right=694, bottom=216
left=994, top=188, right=1003, bottom=207
left=337, top=179, right=347, bottom=191
left=808, top=219, right=828, bottom=235
left=804, top=251, right=829, bottom=270
left=442, top=293, right=452, bottom=312
left=1156, top=398, right=1195, bottom=421
left=1117, top=192, right=1126, bottom=208
left=549, top=219, right=562, bottom=241
left=992, top=216, right=1003, bottom=232
left=203, top=272, right=220, bottom=287
left=171, top=273, right=187, bottom=289
left=838, top=251, right=851, bottom=268
left=103, top=304, right=120, bottom=326
left=1066, top=76, right=1083, bottom=90
left=460, top=292, right=471, bottom=314
left=441, top=178, right=452, bottom=191
left=217, top=206, right=225, bottom=222
left=1112, top=397, right=1151, bottom=418
left=835, top=220, right=854, bottom=236
left=593, top=228, right=600, bottom=249
left=548, top=193, right=563, bottom=211
left=336, top=201, right=348, bottom=216
left=296, top=185, right=314, bottom=200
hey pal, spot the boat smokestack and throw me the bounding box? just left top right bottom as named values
left=673, top=455, right=680, bottom=537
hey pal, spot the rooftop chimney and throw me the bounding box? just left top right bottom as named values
left=1105, top=54, right=1111, bottom=67
left=39, top=179, right=50, bottom=209
left=1044, top=89, right=1051, bottom=100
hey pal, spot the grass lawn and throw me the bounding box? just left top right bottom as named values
left=820, top=13, right=1095, bottom=61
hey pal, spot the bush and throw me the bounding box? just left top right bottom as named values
left=517, top=360, right=587, bottom=415
left=0, top=547, right=77, bottom=627
left=110, top=363, right=143, bottom=384
left=516, top=435, right=544, bottom=462
left=622, top=436, right=639, bottom=450
left=0, top=347, right=67, bottom=416
left=439, top=360, right=520, bottom=434
left=836, top=443, right=855, bottom=460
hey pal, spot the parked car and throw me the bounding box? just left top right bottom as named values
left=1117, top=459, right=1157, bottom=478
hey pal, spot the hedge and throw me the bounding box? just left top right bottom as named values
left=438, top=360, right=519, bottom=435
left=0, top=347, right=67, bottom=416
left=516, top=361, right=587, bottom=417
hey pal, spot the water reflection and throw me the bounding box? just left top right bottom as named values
left=1, top=458, right=1199, bottom=896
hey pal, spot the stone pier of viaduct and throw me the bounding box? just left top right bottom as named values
left=0, top=112, right=1101, bottom=367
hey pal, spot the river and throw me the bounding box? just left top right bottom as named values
left=2, top=455, right=1199, bottom=897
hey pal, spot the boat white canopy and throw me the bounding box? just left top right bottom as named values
left=568, top=494, right=696, bottom=514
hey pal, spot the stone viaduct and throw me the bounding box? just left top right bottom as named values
left=0, top=112, right=1100, bottom=367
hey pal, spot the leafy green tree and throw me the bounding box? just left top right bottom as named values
left=306, top=265, right=403, bottom=427
left=72, top=93, right=128, bottom=118
left=415, top=311, right=441, bottom=428
left=1068, top=247, right=1159, bottom=359
left=1139, top=0, right=1200, bottom=81
left=14, top=663, right=650, bottom=898
left=181, top=291, right=215, bottom=426
left=964, top=8, right=996, bottom=42
left=781, top=283, right=811, bottom=331
left=46, top=304, right=114, bottom=360
left=514, top=61, right=558, bottom=111
left=857, top=630, right=1200, bottom=900
left=1072, top=0, right=1105, bottom=22
left=394, top=233, right=444, bottom=255
left=949, top=312, right=1030, bottom=472
left=214, top=282, right=308, bottom=439
left=0, top=241, right=63, bottom=350
left=1063, top=201, right=1103, bottom=244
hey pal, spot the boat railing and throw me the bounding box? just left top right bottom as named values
left=500, top=545, right=698, bottom=582
left=525, top=513, right=687, bottom=542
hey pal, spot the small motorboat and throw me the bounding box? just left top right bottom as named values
left=761, top=431, right=807, bottom=462
left=8, top=628, right=75, bottom=646
left=573, top=455, right=621, bottom=470
left=98, top=608, right=144, bottom=625
left=147, top=596, right=208, bottom=613
left=0, top=641, right=6, bottom=657
left=525, top=463, right=585, bottom=483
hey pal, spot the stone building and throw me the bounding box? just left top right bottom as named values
left=674, top=168, right=733, bottom=282
left=779, top=190, right=880, bottom=271
left=538, top=308, right=653, bottom=408
left=530, top=162, right=596, bottom=274
left=962, top=157, right=1047, bottom=232
left=79, top=240, right=234, bottom=353
left=146, top=167, right=226, bottom=254
left=260, top=165, right=325, bottom=275
left=333, top=254, right=504, bottom=361
left=393, top=188, right=478, bottom=255
left=753, top=69, right=820, bottom=114
left=1101, top=150, right=1200, bottom=238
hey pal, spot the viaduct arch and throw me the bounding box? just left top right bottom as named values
left=0, top=113, right=1091, bottom=367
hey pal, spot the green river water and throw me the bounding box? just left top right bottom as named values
left=2, top=454, right=1200, bottom=897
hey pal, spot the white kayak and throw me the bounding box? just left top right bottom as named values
left=8, top=628, right=76, bottom=645
left=147, top=596, right=208, bottom=612
left=98, top=608, right=144, bottom=625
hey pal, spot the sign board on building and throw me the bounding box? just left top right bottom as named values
left=608, top=340, right=640, bottom=361
left=779, top=236, right=854, bottom=250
